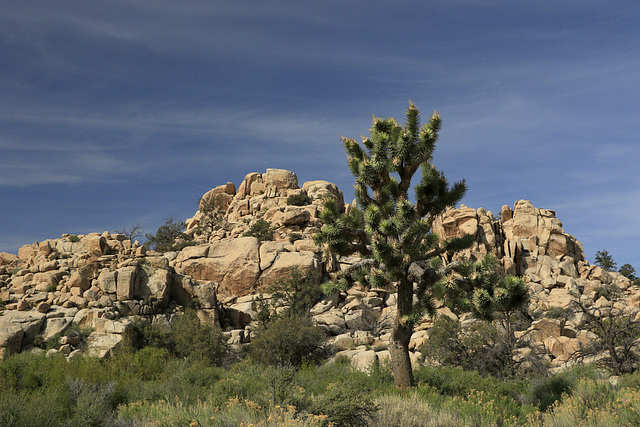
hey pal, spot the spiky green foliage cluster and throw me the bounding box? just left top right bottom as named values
left=435, top=254, right=528, bottom=321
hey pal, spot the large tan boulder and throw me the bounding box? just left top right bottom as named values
left=175, top=244, right=211, bottom=263
left=279, top=207, right=311, bottom=226
left=0, top=252, right=18, bottom=266
left=313, top=308, right=347, bottom=335
left=18, top=244, right=35, bottom=260
left=81, top=235, right=109, bottom=257
left=511, top=200, right=539, bottom=238
left=435, top=205, right=479, bottom=239
left=264, top=168, right=298, bottom=190
left=97, top=270, right=117, bottom=294
left=172, top=274, right=218, bottom=309
left=545, top=288, right=575, bottom=309
left=0, top=322, right=24, bottom=358
left=351, top=350, right=378, bottom=372
left=302, top=180, right=344, bottom=210
left=116, top=266, right=138, bottom=300
left=178, top=237, right=260, bottom=297
left=258, top=251, right=320, bottom=289
left=136, top=266, right=171, bottom=310
left=259, top=241, right=287, bottom=271
left=199, top=183, right=236, bottom=213
left=67, top=264, right=96, bottom=291
left=0, top=311, right=46, bottom=348
left=236, top=172, right=262, bottom=199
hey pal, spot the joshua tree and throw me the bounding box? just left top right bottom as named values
left=316, top=102, right=474, bottom=388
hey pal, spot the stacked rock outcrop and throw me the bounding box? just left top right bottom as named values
left=1, top=169, right=637, bottom=372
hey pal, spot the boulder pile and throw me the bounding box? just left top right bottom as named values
left=0, top=169, right=636, bottom=372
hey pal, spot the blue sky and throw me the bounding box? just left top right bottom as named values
left=1, top=1, right=639, bottom=269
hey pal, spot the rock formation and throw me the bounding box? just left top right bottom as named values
left=0, top=169, right=636, bottom=373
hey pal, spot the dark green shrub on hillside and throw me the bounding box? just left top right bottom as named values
left=267, top=266, right=322, bottom=317
left=249, top=314, right=327, bottom=367
left=421, top=315, right=543, bottom=379
left=286, top=192, right=313, bottom=206
left=171, top=310, right=227, bottom=365
left=242, top=218, right=274, bottom=241
left=68, top=234, right=81, bottom=243
left=310, top=377, right=378, bottom=427
left=133, top=310, right=227, bottom=366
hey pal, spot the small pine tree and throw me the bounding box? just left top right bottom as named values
left=619, top=263, right=637, bottom=281
left=594, top=249, right=617, bottom=271
left=145, top=217, right=192, bottom=252
left=194, top=195, right=227, bottom=242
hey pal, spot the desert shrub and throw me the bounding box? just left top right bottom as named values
left=124, top=346, right=171, bottom=381
left=45, top=283, right=57, bottom=293
left=309, top=376, right=378, bottom=427
left=546, top=306, right=573, bottom=319
left=66, top=377, right=120, bottom=426
left=267, top=266, right=322, bottom=317
left=617, top=370, right=640, bottom=389
left=133, top=310, right=227, bottom=365
left=373, top=392, right=462, bottom=427
left=528, top=372, right=575, bottom=412
left=571, top=284, right=640, bottom=375
left=414, top=365, right=527, bottom=403
left=113, top=222, right=143, bottom=242
left=541, top=377, right=640, bottom=426
left=68, top=235, right=81, bottom=243
left=171, top=309, right=227, bottom=365
left=287, top=192, right=313, bottom=206
left=320, top=278, right=350, bottom=295
left=131, top=316, right=173, bottom=350
left=421, top=315, right=543, bottom=379
left=0, top=386, right=69, bottom=426
left=249, top=314, right=327, bottom=367
left=242, top=218, right=274, bottom=241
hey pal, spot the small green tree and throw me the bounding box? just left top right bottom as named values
left=145, top=217, right=192, bottom=252
left=315, top=102, right=473, bottom=388
left=194, top=195, right=227, bottom=242
left=595, top=249, right=617, bottom=271
left=619, top=263, right=637, bottom=281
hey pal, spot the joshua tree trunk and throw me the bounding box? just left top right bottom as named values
left=389, top=276, right=415, bottom=388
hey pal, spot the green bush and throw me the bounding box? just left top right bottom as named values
left=68, top=235, right=81, bottom=243
left=249, top=314, right=327, bottom=367
left=421, top=316, right=538, bottom=379
left=414, top=365, right=527, bottom=402
left=287, top=192, right=313, bottom=206
left=242, top=218, right=274, bottom=241
left=171, top=310, right=227, bottom=365
left=132, top=310, right=227, bottom=366
left=310, top=377, right=378, bottom=426
left=528, top=372, right=574, bottom=411
left=267, top=266, right=322, bottom=317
